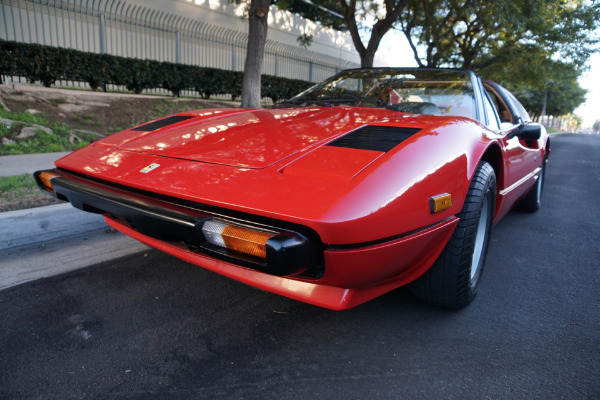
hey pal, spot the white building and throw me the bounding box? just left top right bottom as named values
left=1, top=0, right=379, bottom=83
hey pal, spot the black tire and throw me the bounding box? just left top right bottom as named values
left=410, top=161, right=496, bottom=309
left=517, top=157, right=546, bottom=213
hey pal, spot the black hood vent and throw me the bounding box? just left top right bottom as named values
left=131, top=115, right=194, bottom=132
left=326, top=125, right=421, bottom=152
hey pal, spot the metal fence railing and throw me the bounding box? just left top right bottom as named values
left=1, top=0, right=359, bottom=89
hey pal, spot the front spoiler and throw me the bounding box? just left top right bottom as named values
left=105, top=211, right=459, bottom=310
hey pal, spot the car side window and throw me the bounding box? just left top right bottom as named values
left=486, top=89, right=513, bottom=124
left=483, top=93, right=500, bottom=130
left=482, top=82, right=521, bottom=130
left=504, top=90, right=531, bottom=123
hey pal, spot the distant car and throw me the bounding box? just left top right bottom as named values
left=35, top=68, right=550, bottom=310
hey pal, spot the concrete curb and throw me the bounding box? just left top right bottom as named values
left=0, top=202, right=108, bottom=252
left=0, top=203, right=150, bottom=290
left=0, top=230, right=149, bottom=291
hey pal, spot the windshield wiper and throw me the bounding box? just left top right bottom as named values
left=299, top=94, right=383, bottom=107
left=274, top=99, right=336, bottom=108
left=275, top=95, right=383, bottom=108
left=273, top=100, right=299, bottom=108
left=331, top=94, right=383, bottom=106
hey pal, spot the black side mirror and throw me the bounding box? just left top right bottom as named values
left=517, top=123, right=542, bottom=140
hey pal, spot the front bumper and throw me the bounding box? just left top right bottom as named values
left=35, top=168, right=459, bottom=310
left=34, top=169, right=323, bottom=277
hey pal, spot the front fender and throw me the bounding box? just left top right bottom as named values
left=314, top=119, right=495, bottom=245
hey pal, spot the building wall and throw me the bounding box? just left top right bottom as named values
left=0, top=0, right=364, bottom=84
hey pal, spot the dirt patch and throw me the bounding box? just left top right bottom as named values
left=0, top=188, right=62, bottom=212
left=0, top=84, right=237, bottom=137
left=0, top=84, right=238, bottom=211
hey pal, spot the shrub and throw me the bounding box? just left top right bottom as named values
left=160, top=62, right=194, bottom=97
left=0, top=39, right=314, bottom=101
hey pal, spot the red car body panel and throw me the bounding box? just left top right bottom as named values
left=39, top=69, right=550, bottom=310
left=104, top=213, right=458, bottom=310
left=55, top=109, right=485, bottom=244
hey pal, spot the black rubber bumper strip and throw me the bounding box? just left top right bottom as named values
left=49, top=175, right=314, bottom=276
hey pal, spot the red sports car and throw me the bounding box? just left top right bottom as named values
left=35, top=68, right=550, bottom=310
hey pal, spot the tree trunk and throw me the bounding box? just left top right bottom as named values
left=359, top=46, right=378, bottom=68
left=241, top=0, right=270, bottom=109
left=340, top=0, right=410, bottom=68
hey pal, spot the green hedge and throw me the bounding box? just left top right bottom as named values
left=0, top=39, right=313, bottom=102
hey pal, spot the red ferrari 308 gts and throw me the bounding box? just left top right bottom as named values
left=35, top=68, right=550, bottom=310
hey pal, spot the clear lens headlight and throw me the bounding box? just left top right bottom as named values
left=201, top=219, right=276, bottom=259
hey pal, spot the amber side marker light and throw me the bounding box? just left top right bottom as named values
left=37, top=171, right=60, bottom=194
left=201, top=219, right=277, bottom=260
left=430, top=193, right=452, bottom=213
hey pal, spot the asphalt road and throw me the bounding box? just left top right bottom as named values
left=1, top=134, right=598, bottom=399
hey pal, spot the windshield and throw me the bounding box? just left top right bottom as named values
left=278, top=69, right=477, bottom=120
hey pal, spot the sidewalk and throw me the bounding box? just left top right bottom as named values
left=0, top=152, right=148, bottom=290
left=0, top=151, right=70, bottom=177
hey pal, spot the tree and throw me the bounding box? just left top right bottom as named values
left=398, top=0, right=600, bottom=70
left=593, top=120, right=600, bottom=131
left=274, top=0, right=347, bottom=31
left=339, top=0, right=411, bottom=67
left=241, top=0, right=271, bottom=108
left=396, top=0, right=596, bottom=117
left=275, top=0, right=411, bottom=68
left=493, top=60, right=587, bottom=120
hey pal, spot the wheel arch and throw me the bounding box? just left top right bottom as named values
left=479, top=143, right=504, bottom=190
left=477, top=143, right=504, bottom=220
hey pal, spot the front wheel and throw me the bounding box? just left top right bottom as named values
left=410, top=161, right=496, bottom=309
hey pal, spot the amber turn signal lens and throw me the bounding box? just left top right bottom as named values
left=38, top=171, right=59, bottom=193
left=202, top=220, right=276, bottom=259
left=430, top=193, right=452, bottom=213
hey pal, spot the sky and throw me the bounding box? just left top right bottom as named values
left=378, top=31, right=599, bottom=129
left=574, top=52, right=600, bottom=128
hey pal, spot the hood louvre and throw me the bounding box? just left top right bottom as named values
left=327, top=125, right=421, bottom=152
left=131, top=115, right=194, bottom=132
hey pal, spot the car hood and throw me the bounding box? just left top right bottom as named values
left=114, top=107, right=414, bottom=168
left=56, top=108, right=479, bottom=243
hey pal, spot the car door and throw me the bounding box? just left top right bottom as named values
left=484, top=82, right=541, bottom=200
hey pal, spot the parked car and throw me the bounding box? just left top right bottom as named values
left=35, top=68, right=550, bottom=310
